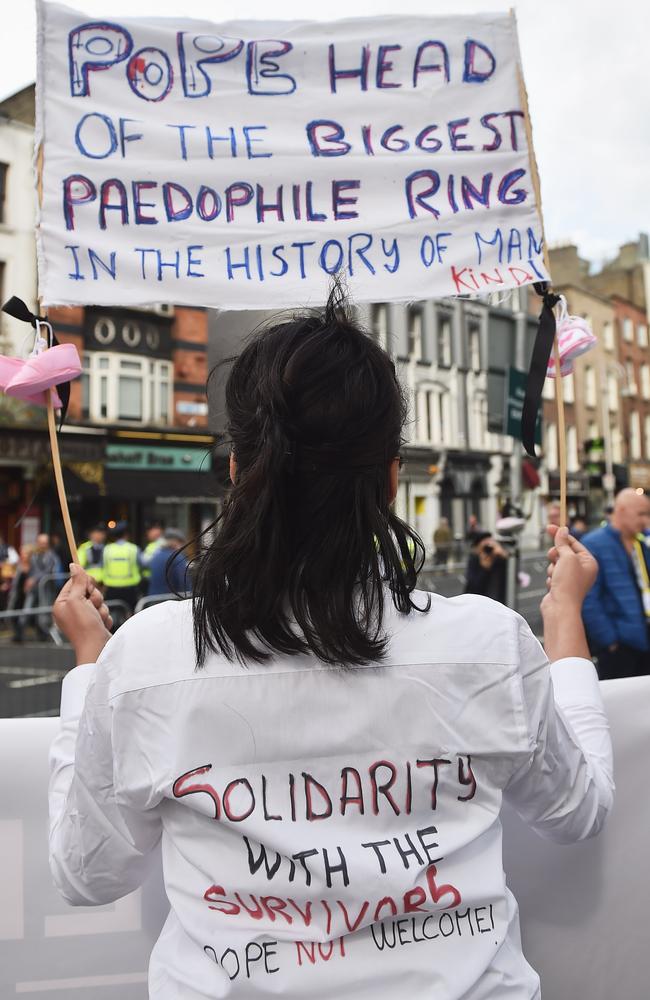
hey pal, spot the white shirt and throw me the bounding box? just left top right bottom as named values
left=49, top=591, right=614, bottom=1000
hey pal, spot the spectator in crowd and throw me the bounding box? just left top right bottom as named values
left=147, top=529, right=192, bottom=598
left=101, top=522, right=143, bottom=614
left=466, top=513, right=480, bottom=538
left=142, top=521, right=165, bottom=583
left=7, top=545, right=32, bottom=642
left=570, top=516, right=588, bottom=541
left=464, top=531, right=509, bottom=604
left=582, top=488, right=650, bottom=678
left=78, top=525, right=106, bottom=584
left=545, top=501, right=561, bottom=540
left=433, top=517, right=453, bottom=565
left=22, top=534, right=59, bottom=640
left=49, top=531, right=69, bottom=579
left=0, top=533, right=19, bottom=612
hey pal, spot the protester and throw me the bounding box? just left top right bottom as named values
left=22, top=534, right=58, bottom=640
left=570, top=516, right=588, bottom=541
left=77, top=524, right=106, bottom=584
left=464, top=531, right=509, bottom=604
left=432, top=516, right=453, bottom=565
left=50, top=290, right=612, bottom=1000
left=101, top=522, right=143, bottom=614
left=7, top=545, right=33, bottom=642
left=0, top=533, right=19, bottom=612
left=582, top=487, right=650, bottom=678
left=142, top=521, right=165, bottom=582
left=147, top=529, right=191, bottom=598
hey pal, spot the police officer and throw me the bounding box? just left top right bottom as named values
left=77, top=525, right=106, bottom=584
left=101, top=522, right=143, bottom=614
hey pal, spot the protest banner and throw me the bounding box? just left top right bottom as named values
left=36, top=2, right=550, bottom=310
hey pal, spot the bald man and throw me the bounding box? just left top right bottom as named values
left=581, top=488, right=650, bottom=679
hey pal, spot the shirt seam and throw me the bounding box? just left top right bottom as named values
left=107, top=657, right=521, bottom=702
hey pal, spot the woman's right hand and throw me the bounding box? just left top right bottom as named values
left=541, top=525, right=598, bottom=619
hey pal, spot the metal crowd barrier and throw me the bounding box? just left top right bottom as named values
left=0, top=602, right=132, bottom=645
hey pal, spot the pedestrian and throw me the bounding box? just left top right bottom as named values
left=77, top=524, right=106, bottom=584
left=22, top=533, right=59, bottom=640
left=433, top=516, right=453, bottom=565
left=142, top=521, right=165, bottom=584
left=147, top=529, right=191, bottom=598
left=570, top=516, right=588, bottom=541
left=464, top=531, right=509, bottom=604
left=50, top=288, right=612, bottom=1000
left=0, top=533, right=19, bottom=612
left=7, top=545, right=33, bottom=643
left=101, top=522, right=143, bottom=614
left=582, top=487, right=650, bottom=678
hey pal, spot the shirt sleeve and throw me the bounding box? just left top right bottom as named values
left=48, top=634, right=162, bottom=906
left=504, top=617, right=614, bottom=844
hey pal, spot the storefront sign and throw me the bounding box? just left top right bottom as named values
left=106, top=444, right=208, bottom=472
left=37, top=4, right=548, bottom=309
left=504, top=367, right=541, bottom=445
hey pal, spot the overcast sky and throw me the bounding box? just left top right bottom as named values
left=1, top=0, right=647, bottom=268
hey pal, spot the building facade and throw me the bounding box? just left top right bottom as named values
left=0, top=87, right=219, bottom=552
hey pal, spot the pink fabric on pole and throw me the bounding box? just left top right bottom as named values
left=4, top=343, right=82, bottom=397
left=0, top=354, right=62, bottom=408
left=546, top=298, right=597, bottom=378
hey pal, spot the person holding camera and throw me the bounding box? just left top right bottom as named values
left=464, top=531, right=509, bottom=604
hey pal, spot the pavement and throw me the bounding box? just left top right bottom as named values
left=0, top=550, right=549, bottom=719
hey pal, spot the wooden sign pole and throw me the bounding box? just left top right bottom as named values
left=36, top=143, right=80, bottom=565
left=512, top=11, right=567, bottom=526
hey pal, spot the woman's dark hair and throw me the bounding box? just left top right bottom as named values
left=192, top=284, right=427, bottom=667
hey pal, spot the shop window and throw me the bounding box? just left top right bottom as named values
left=83, top=352, right=173, bottom=426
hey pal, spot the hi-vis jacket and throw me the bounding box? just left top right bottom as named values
left=101, top=540, right=142, bottom=588
left=49, top=591, right=613, bottom=1000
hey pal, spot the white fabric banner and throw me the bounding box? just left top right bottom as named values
left=36, top=2, right=550, bottom=309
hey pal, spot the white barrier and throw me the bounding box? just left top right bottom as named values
left=1, top=677, right=648, bottom=999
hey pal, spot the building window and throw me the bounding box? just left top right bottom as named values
left=408, top=306, right=423, bottom=361
left=645, top=415, right=650, bottom=458
left=630, top=411, right=642, bottom=460
left=94, top=318, right=116, bottom=345
left=638, top=324, right=649, bottom=348
left=607, top=372, right=619, bottom=411
left=567, top=425, right=579, bottom=472
left=83, top=352, right=173, bottom=425
left=542, top=377, right=554, bottom=401
left=563, top=372, right=575, bottom=404
left=603, top=321, right=615, bottom=351
left=0, top=162, right=7, bottom=225
left=437, top=314, right=452, bottom=367
left=584, top=365, right=596, bottom=408
left=643, top=365, right=650, bottom=400
left=122, top=321, right=142, bottom=348
left=546, top=422, right=558, bottom=470
left=611, top=423, right=623, bottom=464
left=626, top=361, right=636, bottom=392
left=370, top=304, right=388, bottom=348
left=468, top=320, right=481, bottom=372
left=623, top=317, right=634, bottom=342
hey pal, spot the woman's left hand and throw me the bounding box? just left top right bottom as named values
left=53, top=564, right=113, bottom=665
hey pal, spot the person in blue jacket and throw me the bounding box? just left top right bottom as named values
left=147, top=529, right=191, bottom=598
left=581, top=488, right=650, bottom=678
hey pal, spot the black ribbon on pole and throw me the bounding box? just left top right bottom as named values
left=1, top=296, right=70, bottom=425
left=521, top=282, right=560, bottom=457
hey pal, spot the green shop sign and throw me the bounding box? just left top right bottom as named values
left=106, top=444, right=208, bottom=472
